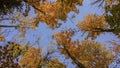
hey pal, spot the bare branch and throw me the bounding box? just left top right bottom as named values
left=94, top=28, right=114, bottom=32
left=0, top=25, right=19, bottom=28
left=0, top=18, right=16, bottom=21
left=84, top=28, right=114, bottom=32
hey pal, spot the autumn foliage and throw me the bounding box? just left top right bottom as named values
left=0, top=0, right=120, bottom=68
left=53, top=30, right=114, bottom=68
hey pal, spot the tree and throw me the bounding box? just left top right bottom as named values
left=105, top=0, right=120, bottom=35
left=20, top=47, right=66, bottom=68
left=77, top=14, right=107, bottom=39
left=0, top=42, right=26, bottom=68
left=88, top=0, right=120, bottom=36
left=53, top=30, right=114, bottom=68
left=0, top=0, right=22, bottom=15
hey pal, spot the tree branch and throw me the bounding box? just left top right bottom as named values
left=0, top=18, right=15, bottom=21
left=31, top=5, right=45, bottom=14
left=94, top=28, right=114, bottom=32
left=84, top=28, right=114, bottom=32
left=0, top=25, right=19, bottom=28
left=63, top=45, right=85, bottom=68
left=23, top=0, right=45, bottom=14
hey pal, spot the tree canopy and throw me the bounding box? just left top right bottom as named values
left=0, top=0, right=120, bottom=68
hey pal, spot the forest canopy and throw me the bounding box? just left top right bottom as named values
left=0, top=0, right=120, bottom=68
